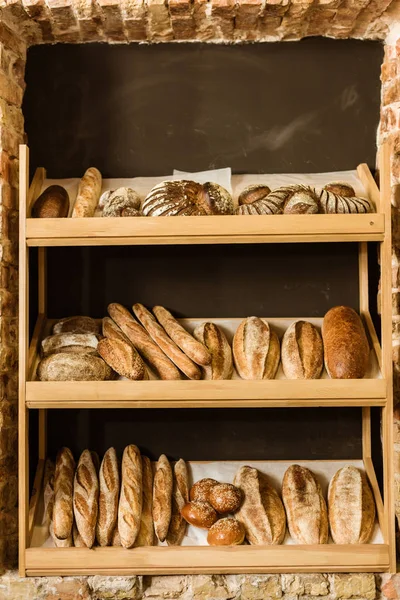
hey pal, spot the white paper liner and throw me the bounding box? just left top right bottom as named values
left=31, top=458, right=383, bottom=548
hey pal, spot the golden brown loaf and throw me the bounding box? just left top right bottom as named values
left=193, top=322, right=233, bottom=380
left=96, top=447, right=120, bottom=547
left=98, top=337, right=147, bottom=380
left=41, top=332, right=99, bottom=356
left=37, top=352, right=113, bottom=381
left=323, top=182, right=355, bottom=197
left=153, top=454, right=173, bottom=542
left=152, top=306, right=211, bottom=367
left=32, top=185, right=70, bottom=218
left=142, top=180, right=234, bottom=217
left=328, top=466, right=376, bottom=544
left=282, top=465, right=328, bottom=545
left=102, top=316, right=131, bottom=344
left=208, top=483, right=242, bottom=514
left=108, top=303, right=181, bottom=380
left=233, top=317, right=280, bottom=380
left=234, top=466, right=286, bottom=545
left=53, top=316, right=100, bottom=335
left=207, top=517, right=245, bottom=546
left=118, top=445, right=143, bottom=548
left=190, top=478, right=219, bottom=502
left=133, top=303, right=201, bottom=380
left=73, top=449, right=99, bottom=548
left=238, top=184, right=271, bottom=206
left=53, top=447, right=75, bottom=542
left=181, top=501, right=218, bottom=529
left=322, top=306, right=369, bottom=379
left=72, top=167, right=102, bottom=218
left=281, top=320, right=323, bottom=380
left=167, top=459, right=190, bottom=546
left=134, top=456, right=154, bottom=547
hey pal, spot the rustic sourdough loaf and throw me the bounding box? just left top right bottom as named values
left=53, top=316, right=100, bottom=335
left=233, top=317, right=280, bottom=380
left=73, top=449, right=99, bottom=548
left=142, top=180, right=234, bottom=216
left=32, top=185, right=69, bottom=218
left=37, top=352, right=113, bottom=381
left=281, top=320, right=323, bottom=379
left=41, top=332, right=99, bottom=356
left=193, top=322, right=233, bottom=380
left=96, top=447, right=120, bottom=547
left=53, top=447, right=75, bottom=543
left=166, top=459, right=189, bottom=546
left=118, top=445, right=143, bottom=548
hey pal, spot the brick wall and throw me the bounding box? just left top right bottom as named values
left=0, top=1, right=400, bottom=598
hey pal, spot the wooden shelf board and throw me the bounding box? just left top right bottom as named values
left=25, top=214, right=385, bottom=247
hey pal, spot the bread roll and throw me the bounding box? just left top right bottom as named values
left=53, top=316, right=100, bottom=335
left=233, top=317, right=280, bottom=380
left=190, top=478, right=219, bottom=502
left=209, top=483, right=242, bottom=514
left=32, top=185, right=69, bottom=218
left=193, top=322, right=233, bottom=380
left=73, top=449, right=99, bottom=548
left=118, top=445, right=143, bottom=548
left=50, top=520, right=73, bottom=547
left=41, top=332, right=99, bottom=356
left=328, top=466, right=376, bottom=544
left=238, top=184, right=271, bottom=206
left=108, top=303, right=181, bottom=380
left=153, top=454, right=173, bottom=542
left=207, top=517, right=245, bottom=546
left=101, top=188, right=141, bottom=217
left=134, top=456, right=154, bottom=547
left=322, top=306, right=369, bottom=379
left=281, top=320, right=323, bottom=380
left=282, top=465, right=328, bottom=544
left=53, top=447, right=75, bottom=542
left=167, top=459, right=189, bottom=546
left=181, top=501, right=218, bottom=529
left=153, top=306, right=211, bottom=366
left=234, top=466, right=285, bottom=545
left=133, top=303, right=201, bottom=379
left=37, top=352, right=113, bottom=382
left=72, top=167, right=102, bottom=217
left=97, top=447, right=120, bottom=547
left=98, top=337, right=147, bottom=380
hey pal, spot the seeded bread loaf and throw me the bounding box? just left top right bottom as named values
left=98, top=337, right=147, bottom=380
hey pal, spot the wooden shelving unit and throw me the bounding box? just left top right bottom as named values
left=18, top=143, right=396, bottom=576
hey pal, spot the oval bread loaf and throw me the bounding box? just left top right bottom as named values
left=96, top=447, right=120, bottom=547
left=193, top=322, right=233, bottom=380
left=234, top=466, right=286, bottom=545
left=328, top=466, right=376, bottom=544
left=98, top=337, right=147, bottom=380
left=118, top=445, right=143, bottom=548
left=72, top=167, right=102, bottom=218
left=281, top=320, right=323, bottom=379
left=73, top=449, right=99, bottom=548
left=37, top=352, right=113, bottom=381
left=134, top=456, right=155, bottom=547
left=322, top=306, right=369, bottom=379
left=53, top=316, right=100, bottom=335
left=282, top=464, right=328, bottom=545
left=32, top=185, right=70, bottom=218
left=233, top=317, right=280, bottom=380
left=153, top=454, right=173, bottom=542
left=41, top=332, right=99, bottom=356
left=53, top=447, right=75, bottom=543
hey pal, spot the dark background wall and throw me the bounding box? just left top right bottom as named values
left=23, top=39, right=383, bottom=478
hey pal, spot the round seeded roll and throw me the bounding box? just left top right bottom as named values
left=209, top=483, right=242, bottom=514
left=190, top=478, right=219, bottom=502
left=181, top=501, right=218, bottom=529
left=207, top=518, right=245, bottom=546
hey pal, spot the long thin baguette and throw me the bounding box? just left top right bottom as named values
left=73, top=449, right=99, bottom=548
left=53, top=447, right=75, bottom=542
left=134, top=456, right=154, bottom=547
left=72, top=167, right=102, bottom=218
left=108, top=303, right=180, bottom=380
left=118, top=445, right=143, bottom=548
left=166, top=459, right=189, bottom=546
left=97, top=447, right=120, bottom=547
left=153, top=306, right=211, bottom=366
left=153, top=454, right=173, bottom=542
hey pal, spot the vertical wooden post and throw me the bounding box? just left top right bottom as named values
left=38, top=247, right=47, bottom=461
left=359, top=242, right=371, bottom=461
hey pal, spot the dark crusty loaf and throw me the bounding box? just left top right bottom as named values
left=97, top=447, right=120, bottom=547
left=322, top=306, right=369, bottom=379
left=233, top=317, right=280, bottom=380
left=193, top=322, right=233, bottom=380
left=323, top=182, right=355, bottom=197
left=53, top=316, right=100, bottom=335
left=37, top=352, right=113, bottom=381
left=98, top=337, right=147, bottom=380
left=73, top=449, right=99, bottom=548
left=32, top=185, right=70, bottom=218
left=53, top=447, right=75, bottom=542
left=238, top=185, right=271, bottom=206
left=281, top=320, right=323, bottom=379
left=153, top=454, right=173, bottom=542
left=118, top=445, right=143, bottom=548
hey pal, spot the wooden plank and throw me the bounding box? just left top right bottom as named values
left=38, top=248, right=47, bottom=315
left=18, top=144, right=29, bottom=577
left=362, top=408, right=371, bottom=460
left=363, top=310, right=383, bottom=370
left=364, top=457, right=385, bottom=537
left=24, top=544, right=389, bottom=575
left=359, top=242, right=369, bottom=313
left=28, top=459, right=45, bottom=546
left=27, top=313, right=46, bottom=381
left=357, top=162, right=381, bottom=213
left=26, top=167, right=46, bottom=217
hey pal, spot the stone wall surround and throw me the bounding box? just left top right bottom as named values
left=0, top=1, right=400, bottom=599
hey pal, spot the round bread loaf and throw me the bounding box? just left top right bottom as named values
left=53, top=316, right=100, bottom=335
left=236, top=185, right=319, bottom=216
left=37, top=352, right=113, bottom=381
left=142, top=180, right=234, bottom=217
left=281, top=320, right=323, bottom=380
left=101, top=187, right=142, bottom=217
left=181, top=501, right=218, bottom=529
left=32, top=185, right=69, bottom=218
left=238, top=185, right=271, bottom=206
left=190, top=478, right=219, bottom=502
left=207, top=517, right=245, bottom=546
left=208, top=483, right=242, bottom=514
left=323, top=182, right=355, bottom=197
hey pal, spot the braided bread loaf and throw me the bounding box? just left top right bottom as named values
left=236, top=185, right=319, bottom=216
left=142, top=180, right=234, bottom=217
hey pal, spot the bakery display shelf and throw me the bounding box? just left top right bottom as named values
left=25, top=314, right=386, bottom=409
left=24, top=159, right=383, bottom=247
left=26, top=458, right=389, bottom=576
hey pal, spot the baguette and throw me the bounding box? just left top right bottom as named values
left=133, top=304, right=201, bottom=380
left=72, top=167, right=102, bottom=218
left=233, top=317, right=280, bottom=380
left=97, top=447, right=120, bottom=547
left=108, top=303, right=180, bottom=380
left=98, top=337, right=147, bottom=380
left=328, top=466, right=375, bottom=544
left=53, top=316, right=100, bottom=335
left=153, top=454, right=173, bottom=542
left=102, top=316, right=131, bottom=344
left=134, top=456, right=155, bottom=547
left=322, top=306, right=369, bottom=379
left=153, top=306, right=211, bottom=366
left=41, top=332, right=99, bottom=356
left=50, top=520, right=73, bottom=547
left=281, top=320, right=323, bottom=379
left=118, top=445, right=143, bottom=548
left=167, top=459, right=189, bottom=546
left=37, top=352, right=113, bottom=382
left=282, top=465, right=328, bottom=544
left=234, top=466, right=285, bottom=545
left=53, top=447, right=75, bottom=542
left=193, top=322, right=233, bottom=380
left=73, top=449, right=99, bottom=548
